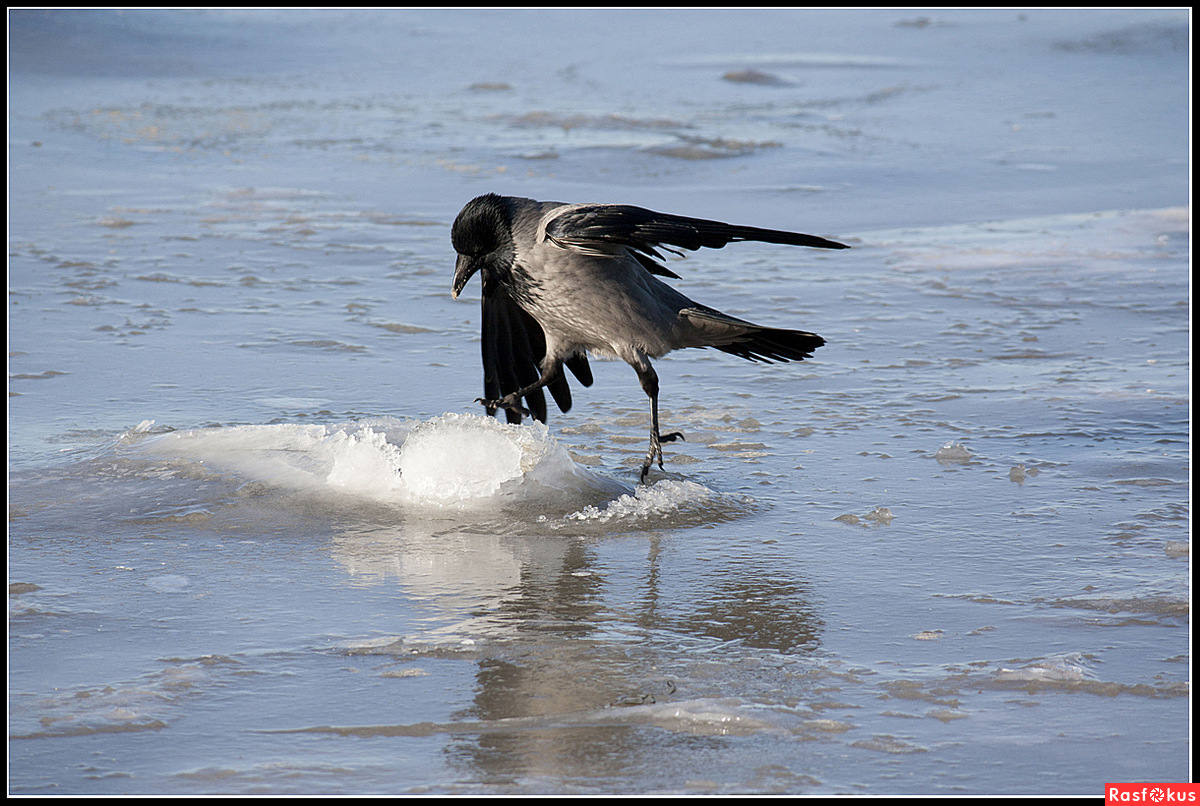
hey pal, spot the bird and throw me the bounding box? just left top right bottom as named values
left=450, top=193, right=849, bottom=481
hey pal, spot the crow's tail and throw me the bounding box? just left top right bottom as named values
left=680, top=307, right=824, bottom=363
left=711, top=325, right=825, bottom=363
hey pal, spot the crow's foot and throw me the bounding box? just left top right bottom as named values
left=475, top=395, right=530, bottom=417
left=640, top=429, right=685, bottom=483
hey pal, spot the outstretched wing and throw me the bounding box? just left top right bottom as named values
left=542, top=203, right=849, bottom=276
left=480, top=290, right=592, bottom=424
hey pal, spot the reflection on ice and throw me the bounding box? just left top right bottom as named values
left=266, top=695, right=789, bottom=739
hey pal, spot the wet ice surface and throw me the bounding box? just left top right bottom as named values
left=8, top=9, right=1190, bottom=795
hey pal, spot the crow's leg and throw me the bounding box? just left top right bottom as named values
left=633, top=361, right=684, bottom=482
left=477, top=359, right=563, bottom=417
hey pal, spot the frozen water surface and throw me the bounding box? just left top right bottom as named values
left=8, top=8, right=1189, bottom=795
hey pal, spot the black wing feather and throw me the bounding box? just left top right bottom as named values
left=545, top=204, right=848, bottom=275
left=565, top=354, right=593, bottom=387
left=504, top=302, right=548, bottom=423
left=480, top=291, right=591, bottom=424
left=511, top=308, right=576, bottom=412
left=482, top=294, right=540, bottom=423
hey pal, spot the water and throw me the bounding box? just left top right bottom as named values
left=7, top=9, right=1190, bottom=795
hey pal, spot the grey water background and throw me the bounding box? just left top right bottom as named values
left=7, top=8, right=1190, bottom=795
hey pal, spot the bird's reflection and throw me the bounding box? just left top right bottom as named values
left=486, top=539, right=605, bottom=637
left=329, top=516, right=823, bottom=785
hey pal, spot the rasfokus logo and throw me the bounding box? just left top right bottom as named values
left=1107, top=784, right=1198, bottom=804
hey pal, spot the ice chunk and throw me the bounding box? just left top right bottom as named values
left=934, top=441, right=973, bottom=463
left=135, top=414, right=612, bottom=510
left=396, top=413, right=577, bottom=504
left=562, top=479, right=735, bottom=525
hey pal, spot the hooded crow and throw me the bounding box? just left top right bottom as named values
left=450, top=193, right=848, bottom=481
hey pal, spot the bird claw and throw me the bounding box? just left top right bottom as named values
left=640, top=429, right=685, bottom=483
left=638, top=454, right=668, bottom=484
left=475, top=396, right=530, bottom=417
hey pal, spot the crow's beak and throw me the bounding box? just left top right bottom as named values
left=452, top=254, right=478, bottom=299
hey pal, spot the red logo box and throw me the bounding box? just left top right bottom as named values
left=1107, top=784, right=1198, bottom=803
